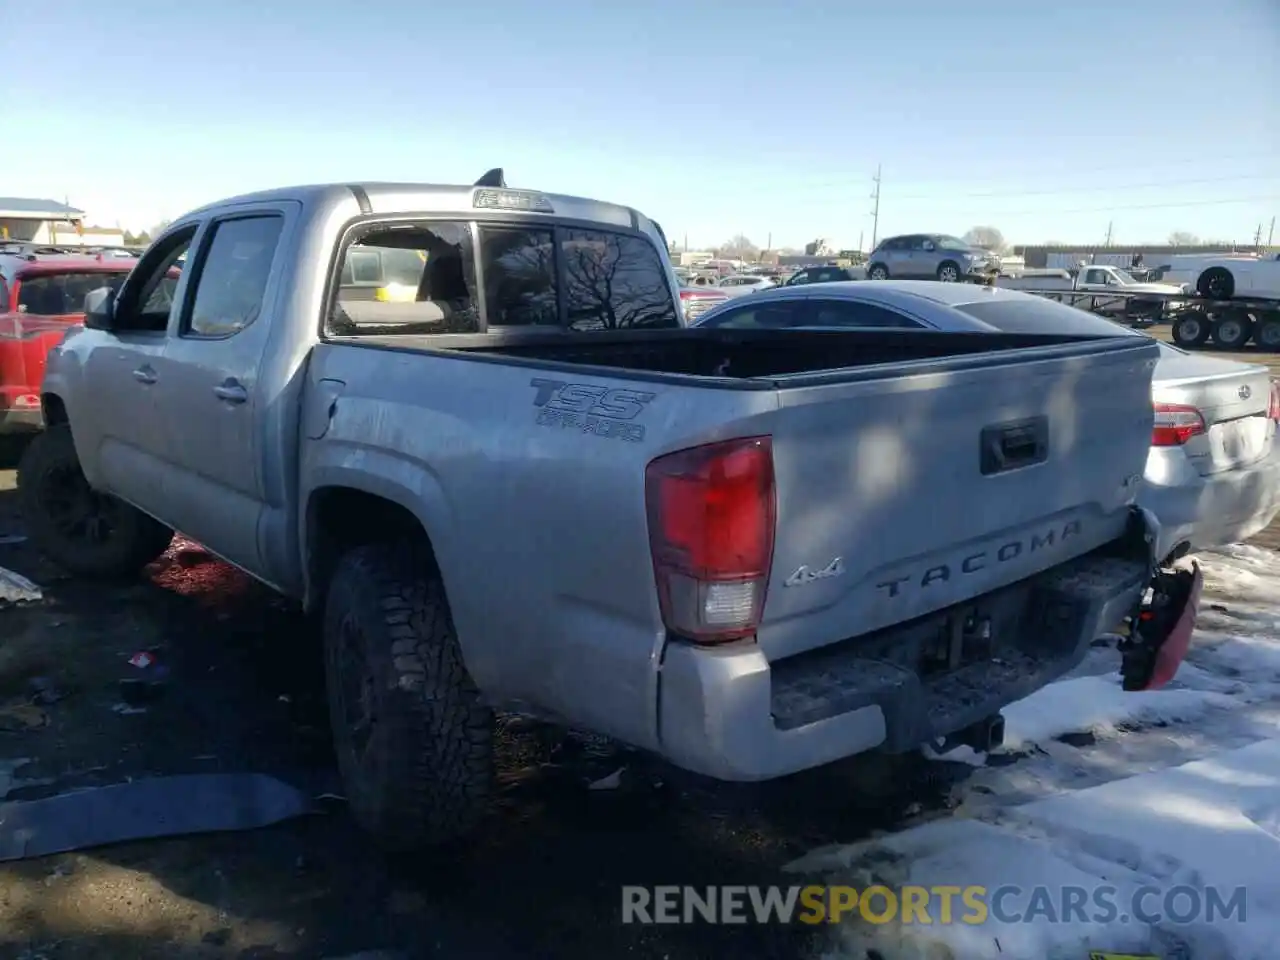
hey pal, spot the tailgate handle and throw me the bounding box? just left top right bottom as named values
left=981, top=417, right=1048, bottom=475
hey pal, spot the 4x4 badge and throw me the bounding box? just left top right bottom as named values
left=784, top=557, right=845, bottom=588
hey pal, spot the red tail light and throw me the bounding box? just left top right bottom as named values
left=679, top=289, right=694, bottom=300
left=1152, top=403, right=1206, bottom=446
left=645, top=436, right=776, bottom=643
left=1269, top=379, right=1280, bottom=422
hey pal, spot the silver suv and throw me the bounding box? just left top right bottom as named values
left=866, top=234, right=1000, bottom=283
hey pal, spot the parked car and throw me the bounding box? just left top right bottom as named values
left=715, top=274, right=775, bottom=297
left=693, top=281, right=1280, bottom=559
left=0, top=251, right=157, bottom=434
left=996, top=263, right=1190, bottom=322
left=677, top=281, right=729, bottom=321
left=866, top=234, right=1001, bottom=283
left=21, top=179, right=1196, bottom=850
left=783, top=264, right=865, bottom=285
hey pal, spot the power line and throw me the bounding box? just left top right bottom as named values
left=891, top=173, right=1275, bottom=202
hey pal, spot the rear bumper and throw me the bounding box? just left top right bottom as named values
left=657, top=514, right=1158, bottom=781
left=1139, top=444, right=1280, bottom=558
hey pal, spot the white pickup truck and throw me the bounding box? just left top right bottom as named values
left=1155, top=252, right=1280, bottom=302
left=997, top=264, right=1189, bottom=322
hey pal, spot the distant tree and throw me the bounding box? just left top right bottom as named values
left=963, top=226, right=1006, bottom=252
left=149, top=219, right=172, bottom=238
left=1168, top=231, right=1200, bottom=246
left=718, top=234, right=759, bottom=259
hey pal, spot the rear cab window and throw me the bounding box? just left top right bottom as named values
left=326, top=219, right=678, bottom=336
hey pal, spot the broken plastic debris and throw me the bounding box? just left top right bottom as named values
left=0, top=566, right=41, bottom=604
left=0, top=534, right=27, bottom=546
left=111, top=703, right=148, bottom=715
left=127, top=652, right=156, bottom=669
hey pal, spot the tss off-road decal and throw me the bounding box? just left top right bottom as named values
left=529, top=378, right=656, bottom=442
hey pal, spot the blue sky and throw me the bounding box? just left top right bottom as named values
left=6, top=0, right=1277, bottom=249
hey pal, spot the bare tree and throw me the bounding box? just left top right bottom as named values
left=718, top=234, right=759, bottom=259
left=1168, top=231, right=1200, bottom=247
left=963, top=226, right=1006, bottom=252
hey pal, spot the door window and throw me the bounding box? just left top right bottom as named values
left=113, top=226, right=195, bottom=332
left=1083, top=268, right=1109, bottom=285
left=183, top=216, right=284, bottom=338
left=695, top=301, right=807, bottom=329
left=810, top=299, right=926, bottom=328
left=788, top=270, right=812, bottom=285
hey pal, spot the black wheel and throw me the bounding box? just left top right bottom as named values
left=1254, top=317, right=1280, bottom=351
left=1170, top=314, right=1211, bottom=348
left=1197, top=267, right=1234, bottom=300
left=868, top=263, right=889, bottom=280
left=936, top=261, right=961, bottom=282
left=17, top=424, right=173, bottom=578
left=323, top=541, right=492, bottom=849
left=1212, top=311, right=1253, bottom=349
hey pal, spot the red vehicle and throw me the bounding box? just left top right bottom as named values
left=0, top=252, right=143, bottom=433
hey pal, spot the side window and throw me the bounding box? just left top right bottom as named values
left=700, top=302, right=806, bottom=329
left=113, top=225, right=196, bottom=333
left=906, top=236, right=928, bottom=251
left=0, top=276, right=8, bottom=311
left=184, top=215, right=283, bottom=338
left=789, top=270, right=811, bottom=285
left=479, top=225, right=558, bottom=327
left=1084, top=268, right=1107, bottom=284
left=810, top=300, right=926, bottom=328
left=328, top=221, right=478, bottom=336
left=561, top=228, right=679, bottom=330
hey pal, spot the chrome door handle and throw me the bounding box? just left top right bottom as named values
left=213, top=382, right=248, bottom=404
left=132, top=366, right=157, bottom=384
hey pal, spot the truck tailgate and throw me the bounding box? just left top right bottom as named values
left=757, top=337, right=1159, bottom=661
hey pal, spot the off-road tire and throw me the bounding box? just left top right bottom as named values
left=17, top=424, right=173, bottom=578
left=323, top=541, right=492, bottom=849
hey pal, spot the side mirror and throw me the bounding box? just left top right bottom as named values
left=82, top=287, right=117, bottom=331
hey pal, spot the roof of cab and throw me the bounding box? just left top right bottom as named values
left=179, top=181, right=656, bottom=237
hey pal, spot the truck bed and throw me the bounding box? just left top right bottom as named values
left=338, top=326, right=1143, bottom=384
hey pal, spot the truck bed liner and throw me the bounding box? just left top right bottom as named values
left=338, top=327, right=1146, bottom=383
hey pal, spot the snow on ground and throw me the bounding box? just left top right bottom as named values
left=791, top=546, right=1280, bottom=959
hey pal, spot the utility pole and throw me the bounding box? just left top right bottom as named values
left=869, top=165, right=882, bottom=250
left=767, top=232, right=772, bottom=251
left=1253, top=223, right=1264, bottom=248
left=1268, top=216, right=1275, bottom=248
left=858, top=230, right=864, bottom=253
left=1103, top=221, right=1113, bottom=246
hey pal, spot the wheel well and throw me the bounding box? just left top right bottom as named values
left=42, top=394, right=68, bottom=426
left=306, top=486, right=437, bottom=607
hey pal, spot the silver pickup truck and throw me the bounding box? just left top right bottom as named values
left=18, top=174, right=1201, bottom=848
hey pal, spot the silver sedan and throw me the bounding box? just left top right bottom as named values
left=693, top=280, right=1280, bottom=560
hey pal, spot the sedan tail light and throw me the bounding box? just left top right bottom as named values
left=1269, top=379, right=1280, bottom=422
left=1152, top=402, right=1206, bottom=446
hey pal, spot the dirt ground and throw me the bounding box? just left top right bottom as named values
left=0, top=440, right=966, bottom=960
